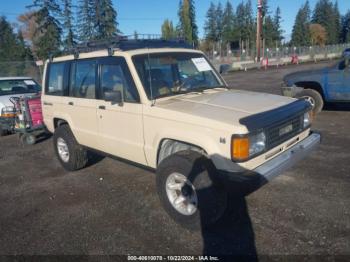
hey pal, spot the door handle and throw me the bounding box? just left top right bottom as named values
left=68, top=102, right=74, bottom=106
left=43, top=101, right=53, bottom=106
left=99, top=105, right=106, bottom=110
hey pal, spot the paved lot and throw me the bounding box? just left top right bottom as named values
left=0, top=61, right=349, bottom=257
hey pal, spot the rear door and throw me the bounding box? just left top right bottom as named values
left=42, top=62, right=67, bottom=131
left=60, top=59, right=99, bottom=148
left=96, top=57, right=147, bottom=165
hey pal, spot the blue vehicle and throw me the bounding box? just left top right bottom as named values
left=282, top=53, right=350, bottom=114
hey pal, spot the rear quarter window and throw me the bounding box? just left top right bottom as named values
left=46, top=62, right=65, bottom=96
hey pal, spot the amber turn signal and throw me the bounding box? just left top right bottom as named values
left=231, top=137, right=249, bottom=161
left=1, top=113, right=16, bottom=118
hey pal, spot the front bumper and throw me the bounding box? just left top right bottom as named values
left=253, top=132, right=320, bottom=181
left=218, top=132, right=321, bottom=189
left=281, top=85, right=304, bottom=97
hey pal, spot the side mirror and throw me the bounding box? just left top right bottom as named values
left=219, top=64, right=231, bottom=75
left=339, top=58, right=350, bottom=71
left=104, top=90, right=123, bottom=106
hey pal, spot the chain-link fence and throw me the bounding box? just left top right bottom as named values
left=0, top=61, right=42, bottom=82
left=208, top=43, right=350, bottom=67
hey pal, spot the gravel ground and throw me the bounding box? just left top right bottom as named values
left=0, top=61, right=349, bottom=258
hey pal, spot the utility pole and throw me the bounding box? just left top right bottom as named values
left=256, top=0, right=263, bottom=62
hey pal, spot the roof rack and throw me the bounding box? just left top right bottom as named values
left=62, top=35, right=193, bottom=59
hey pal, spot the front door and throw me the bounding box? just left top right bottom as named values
left=341, top=60, right=350, bottom=101
left=96, top=57, right=147, bottom=165
left=327, top=59, right=350, bottom=101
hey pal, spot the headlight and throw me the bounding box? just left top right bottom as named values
left=303, top=111, right=312, bottom=128
left=231, top=131, right=266, bottom=161
left=1, top=106, right=15, bottom=118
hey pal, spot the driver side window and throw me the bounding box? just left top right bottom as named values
left=339, top=59, right=350, bottom=70
left=100, top=63, right=140, bottom=103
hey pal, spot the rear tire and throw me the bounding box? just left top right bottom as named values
left=53, top=125, right=88, bottom=171
left=156, top=151, right=227, bottom=230
left=296, top=89, right=324, bottom=114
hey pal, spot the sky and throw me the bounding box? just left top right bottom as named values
left=1, top=0, right=350, bottom=40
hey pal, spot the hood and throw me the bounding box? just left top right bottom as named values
left=154, top=89, right=296, bottom=129
left=0, top=95, right=15, bottom=112
left=0, top=93, right=34, bottom=112
left=283, top=68, right=327, bottom=85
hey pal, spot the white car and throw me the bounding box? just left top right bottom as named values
left=0, top=77, right=41, bottom=136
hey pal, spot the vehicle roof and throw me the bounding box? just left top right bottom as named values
left=51, top=48, right=203, bottom=62
left=0, top=77, right=34, bottom=80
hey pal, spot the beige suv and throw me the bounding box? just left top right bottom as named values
left=42, top=39, right=320, bottom=229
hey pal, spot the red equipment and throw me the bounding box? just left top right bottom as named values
left=12, top=94, right=47, bottom=145
left=261, top=57, right=269, bottom=69
left=291, top=55, right=299, bottom=64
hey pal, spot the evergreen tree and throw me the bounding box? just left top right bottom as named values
left=0, top=17, right=32, bottom=75
left=262, top=0, right=274, bottom=47
left=77, top=0, right=95, bottom=41
left=33, top=7, right=62, bottom=59
left=28, top=0, right=62, bottom=59
left=341, top=10, right=350, bottom=43
left=291, top=1, right=311, bottom=46
left=29, top=0, right=61, bottom=15
left=188, top=0, right=198, bottom=45
left=245, top=0, right=255, bottom=49
left=222, top=1, right=236, bottom=45
left=94, top=0, right=119, bottom=40
left=61, top=0, right=75, bottom=50
left=235, top=0, right=254, bottom=50
left=215, top=2, right=224, bottom=45
left=177, top=0, right=198, bottom=46
left=204, top=2, right=218, bottom=43
left=0, top=17, right=19, bottom=62
left=333, top=1, right=341, bottom=43
left=17, top=30, right=34, bottom=61
left=261, top=0, right=284, bottom=48
left=312, top=0, right=339, bottom=44
left=264, top=16, right=276, bottom=48
left=176, top=0, right=184, bottom=37
left=272, top=7, right=284, bottom=46
left=161, top=19, right=176, bottom=40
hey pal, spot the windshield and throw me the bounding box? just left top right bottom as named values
left=132, top=52, right=224, bottom=99
left=0, top=79, right=41, bottom=96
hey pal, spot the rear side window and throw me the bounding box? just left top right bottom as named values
left=70, top=60, right=96, bottom=99
left=46, top=63, right=65, bottom=96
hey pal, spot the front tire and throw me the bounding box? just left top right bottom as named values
left=296, top=89, right=324, bottom=114
left=53, top=125, right=88, bottom=171
left=156, top=151, right=227, bottom=230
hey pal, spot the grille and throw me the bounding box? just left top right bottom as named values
left=265, top=114, right=304, bottom=150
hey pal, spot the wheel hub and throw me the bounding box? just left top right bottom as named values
left=57, top=137, right=70, bottom=163
left=165, top=173, right=198, bottom=216
left=303, top=96, right=316, bottom=108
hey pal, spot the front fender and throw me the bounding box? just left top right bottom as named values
left=144, top=122, right=234, bottom=170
